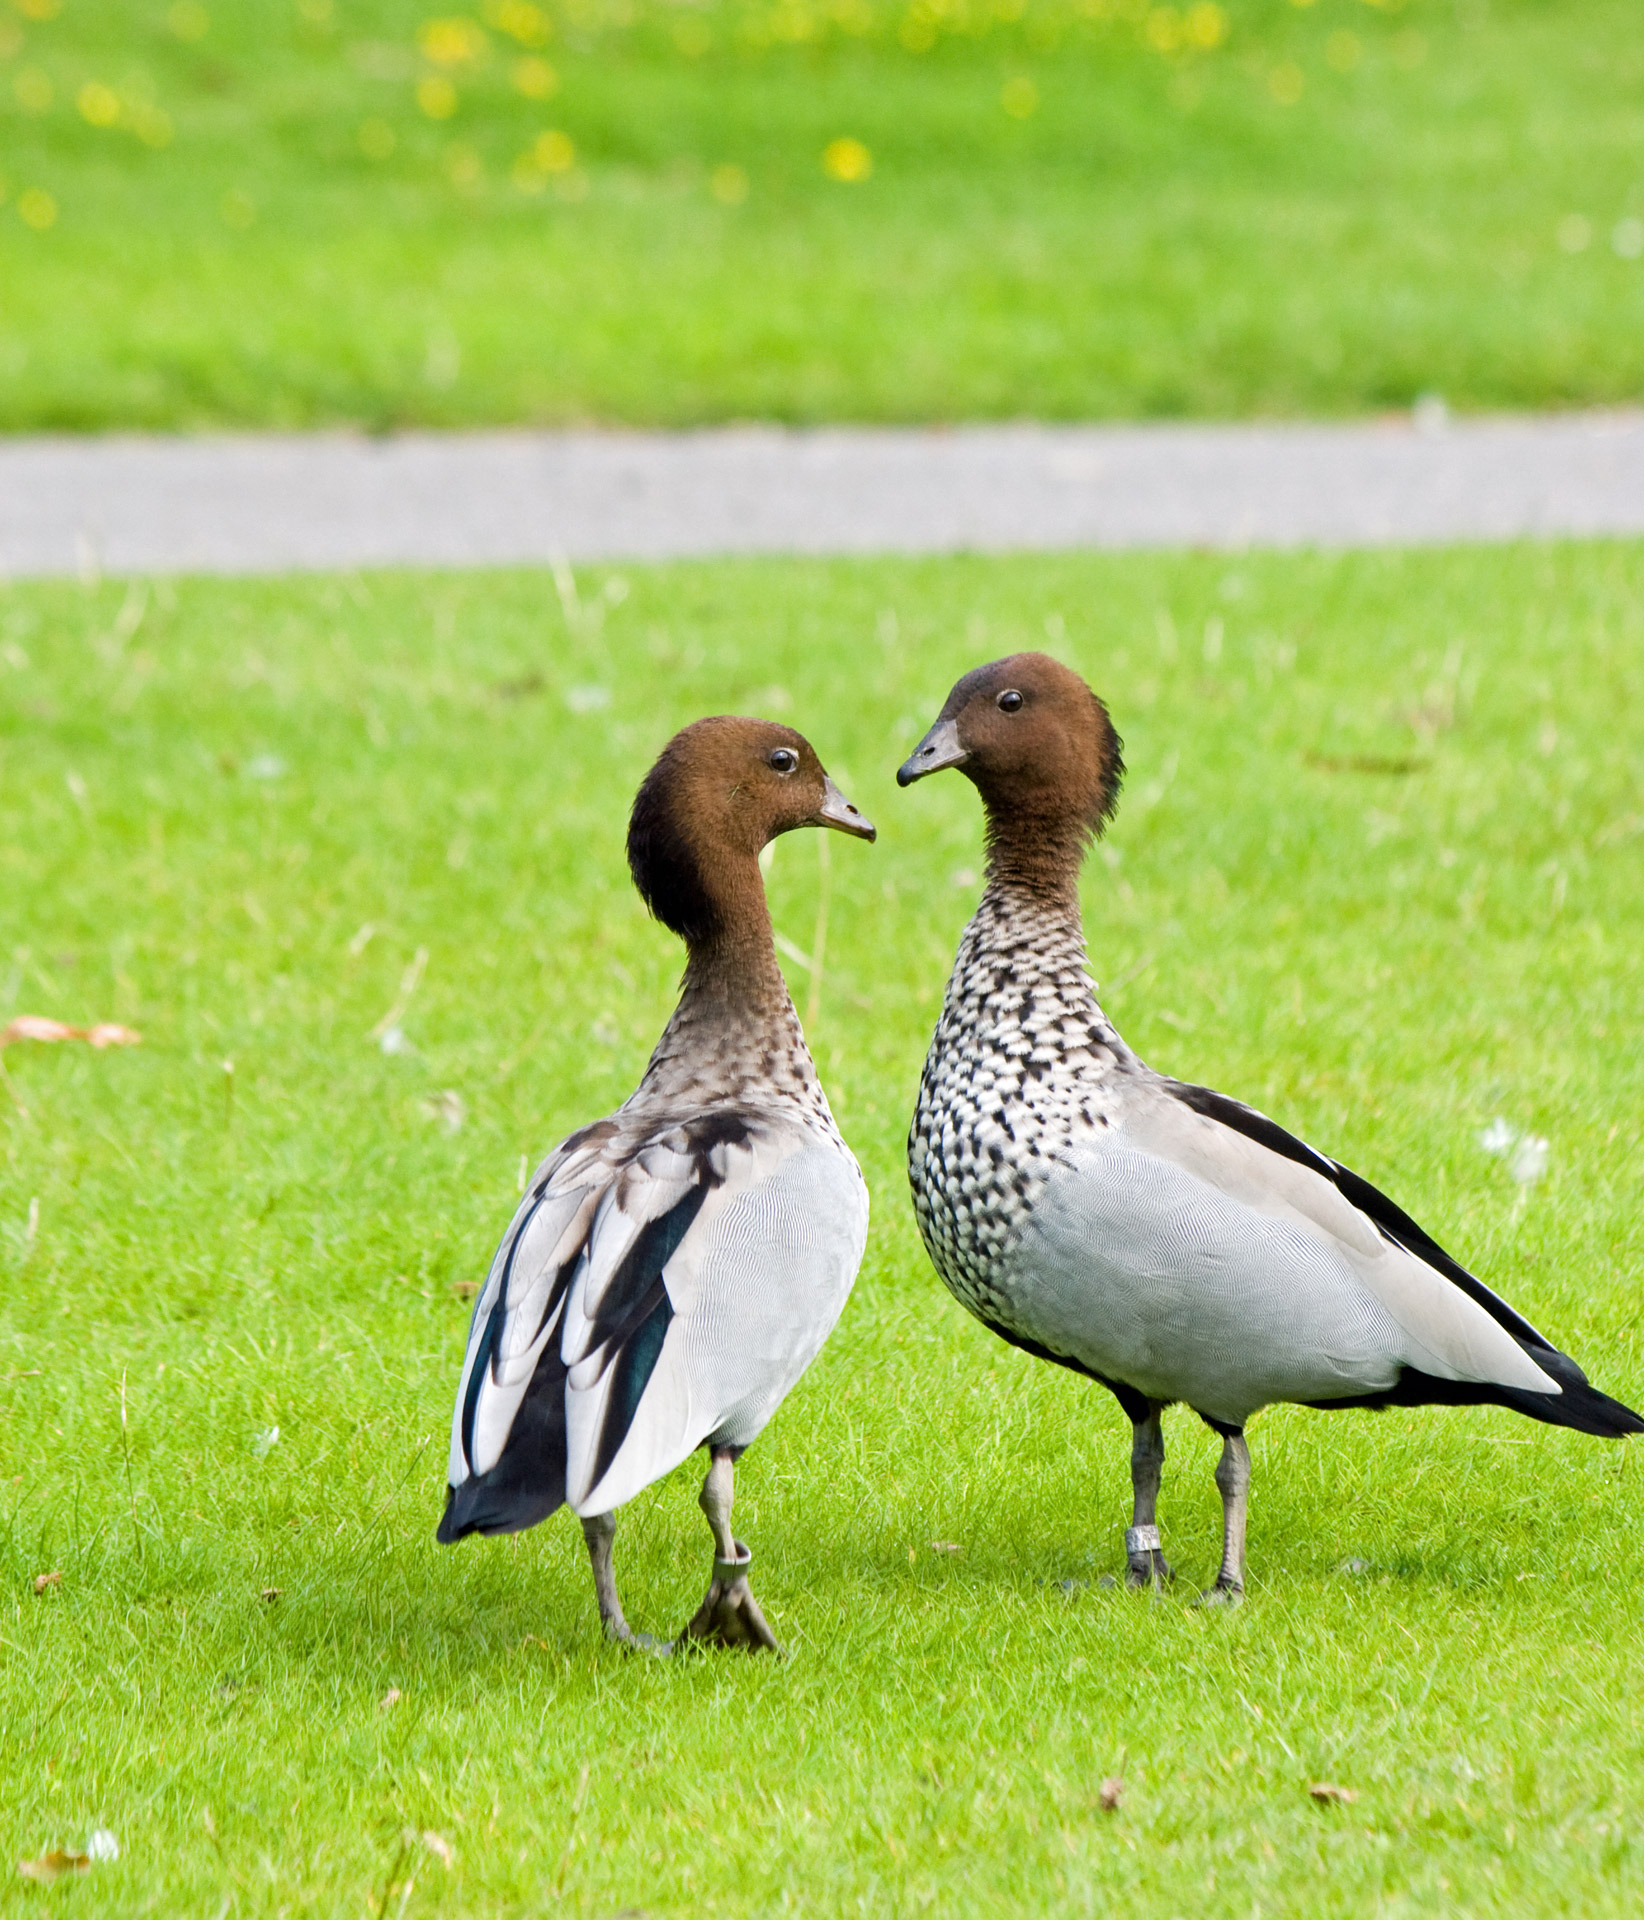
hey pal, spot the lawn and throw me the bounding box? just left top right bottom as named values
left=2, top=540, right=1644, bottom=1915
left=2, top=0, right=1643, bottom=429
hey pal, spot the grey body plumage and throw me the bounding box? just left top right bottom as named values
left=902, top=652, right=1642, bottom=1599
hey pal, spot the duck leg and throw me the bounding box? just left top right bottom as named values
left=1125, top=1402, right=1174, bottom=1588
left=581, top=1511, right=671, bottom=1652
left=679, top=1448, right=781, bottom=1653
left=581, top=1510, right=635, bottom=1643
left=1201, top=1428, right=1251, bottom=1605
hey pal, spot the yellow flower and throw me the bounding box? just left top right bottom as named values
left=18, top=187, right=58, bottom=230
left=14, top=69, right=54, bottom=114
left=417, top=16, right=488, bottom=65
left=534, top=128, right=575, bottom=172
left=77, top=82, right=122, bottom=128
left=1184, top=3, right=1226, bottom=49
left=1268, top=61, right=1303, bottom=103
left=1145, top=8, right=1182, bottom=54
left=710, top=162, right=748, bottom=204
left=822, top=136, right=871, bottom=182
left=167, top=1, right=210, bottom=41
left=1001, top=77, right=1038, bottom=119
left=513, top=56, right=557, bottom=97
left=484, top=0, right=551, bottom=46
left=423, top=17, right=488, bottom=64
left=359, top=117, right=397, bottom=159
left=417, top=75, right=460, bottom=118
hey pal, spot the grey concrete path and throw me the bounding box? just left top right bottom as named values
left=3, top=412, right=1644, bottom=578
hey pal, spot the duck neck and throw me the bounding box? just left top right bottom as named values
left=981, top=807, right=1090, bottom=923
left=637, top=858, right=815, bottom=1106
left=966, top=806, right=1114, bottom=1029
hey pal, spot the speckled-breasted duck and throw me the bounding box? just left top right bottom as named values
left=898, top=653, right=1642, bottom=1601
left=438, top=717, right=875, bottom=1650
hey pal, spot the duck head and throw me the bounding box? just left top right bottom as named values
left=629, top=716, right=874, bottom=946
left=897, top=653, right=1124, bottom=845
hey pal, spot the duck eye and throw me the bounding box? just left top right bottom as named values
left=768, top=747, right=799, bottom=774
left=997, top=689, right=1024, bottom=713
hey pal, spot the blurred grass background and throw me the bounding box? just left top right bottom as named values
left=1, top=0, right=1642, bottom=428
left=3, top=545, right=1644, bottom=1912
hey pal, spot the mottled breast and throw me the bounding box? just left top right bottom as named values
left=908, top=888, right=1130, bottom=1321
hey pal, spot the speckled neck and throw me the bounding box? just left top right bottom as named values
left=907, top=871, right=1137, bottom=1318
left=631, top=868, right=838, bottom=1132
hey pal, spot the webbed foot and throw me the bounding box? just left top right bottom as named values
left=678, top=1543, right=781, bottom=1654
left=1194, top=1577, right=1244, bottom=1609
left=603, top=1621, right=674, bottom=1655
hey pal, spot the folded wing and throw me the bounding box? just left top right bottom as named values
left=438, top=1108, right=865, bottom=1541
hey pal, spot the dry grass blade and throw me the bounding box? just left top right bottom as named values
left=18, top=1851, right=90, bottom=1883
left=1, top=1016, right=141, bottom=1048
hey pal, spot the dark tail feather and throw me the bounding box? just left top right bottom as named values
left=435, top=1360, right=568, bottom=1543
left=437, top=1472, right=564, bottom=1543
left=1496, top=1346, right=1644, bottom=1439
left=1310, top=1344, right=1644, bottom=1439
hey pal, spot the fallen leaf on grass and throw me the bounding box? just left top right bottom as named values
left=420, top=1089, right=466, bottom=1133
left=18, top=1851, right=89, bottom=1884
left=33, top=1570, right=62, bottom=1594
left=450, top=1280, right=478, bottom=1301
left=379, top=1688, right=402, bottom=1712
left=1098, top=1777, right=1124, bottom=1812
left=1, top=1017, right=141, bottom=1049
left=259, top=1588, right=282, bottom=1604
left=1309, top=1782, right=1358, bottom=1805
left=422, top=1831, right=453, bottom=1867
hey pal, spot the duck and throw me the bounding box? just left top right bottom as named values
left=897, top=652, right=1642, bottom=1601
left=438, top=716, right=876, bottom=1650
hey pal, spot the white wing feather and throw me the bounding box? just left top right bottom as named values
left=446, top=1109, right=866, bottom=1521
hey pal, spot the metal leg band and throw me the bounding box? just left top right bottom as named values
left=712, top=1543, right=752, bottom=1582
left=1125, top=1525, right=1162, bottom=1558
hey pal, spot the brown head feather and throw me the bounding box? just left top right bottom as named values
left=628, top=716, right=872, bottom=952
left=898, top=653, right=1123, bottom=893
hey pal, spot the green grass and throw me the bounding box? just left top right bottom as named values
left=3, top=540, right=1644, bottom=1915
left=2, top=0, right=1643, bottom=428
